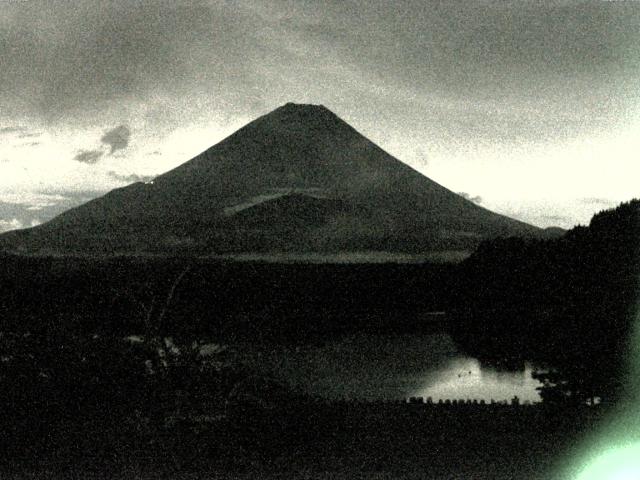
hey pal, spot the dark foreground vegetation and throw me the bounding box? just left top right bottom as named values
left=0, top=200, right=637, bottom=478
left=0, top=256, right=454, bottom=340
left=0, top=355, right=606, bottom=480
left=1, top=328, right=605, bottom=479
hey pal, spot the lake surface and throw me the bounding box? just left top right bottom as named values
left=234, top=333, right=542, bottom=403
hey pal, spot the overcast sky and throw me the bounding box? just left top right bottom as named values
left=1, top=0, right=639, bottom=231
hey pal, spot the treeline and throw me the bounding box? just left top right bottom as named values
left=450, top=200, right=640, bottom=404
left=0, top=256, right=455, bottom=340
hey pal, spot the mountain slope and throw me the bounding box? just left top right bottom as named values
left=0, top=103, right=541, bottom=256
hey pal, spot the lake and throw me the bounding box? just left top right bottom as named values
left=233, top=333, right=541, bottom=403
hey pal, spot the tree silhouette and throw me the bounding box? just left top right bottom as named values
left=451, top=200, right=640, bottom=404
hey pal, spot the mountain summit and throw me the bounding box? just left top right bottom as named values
left=0, top=103, right=541, bottom=257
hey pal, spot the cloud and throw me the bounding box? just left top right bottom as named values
left=101, top=125, right=130, bottom=154
left=107, top=171, right=155, bottom=184
left=0, top=127, right=41, bottom=148
left=1, top=192, right=68, bottom=206
left=71, top=124, right=130, bottom=165
left=0, top=1, right=262, bottom=123
left=0, top=126, right=27, bottom=135
left=581, top=197, right=615, bottom=206
left=73, top=149, right=103, bottom=164
left=0, top=0, right=637, bottom=151
left=458, top=192, right=483, bottom=204
left=0, top=217, right=42, bottom=233
left=541, top=215, right=571, bottom=225
left=0, top=218, right=24, bottom=233
left=0, top=193, right=98, bottom=230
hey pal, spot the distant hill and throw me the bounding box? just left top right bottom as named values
left=541, top=226, right=566, bottom=238
left=0, top=103, right=542, bottom=257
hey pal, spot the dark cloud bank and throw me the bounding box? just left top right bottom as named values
left=1, top=0, right=637, bottom=142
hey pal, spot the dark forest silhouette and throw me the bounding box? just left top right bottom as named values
left=451, top=200, right=640, bottom=404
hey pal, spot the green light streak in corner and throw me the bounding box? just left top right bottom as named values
left=575, top=443, right=640, bottom=480
left=570, top=293, right=640, bottom=480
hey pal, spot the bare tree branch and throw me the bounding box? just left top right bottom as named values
left=155, top=266, right=191, bottom=337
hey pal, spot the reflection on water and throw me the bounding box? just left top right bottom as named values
left=412, top=357, right=541, bottom=403
left=235, top=333, right=541, bottom=402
